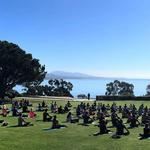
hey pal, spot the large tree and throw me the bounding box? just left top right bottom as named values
left=105, top=80, right=134, bottom=96
left=0, top=41, right=46, bottom=98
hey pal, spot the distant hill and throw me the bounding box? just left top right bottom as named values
left=45, top=71, right=150, bottom=80
left=45, top=71, right=103, bottom=80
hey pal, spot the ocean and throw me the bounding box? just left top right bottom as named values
left=15, top=79, right=150, bottom=98
left=67, top=79, right=150, bottom=98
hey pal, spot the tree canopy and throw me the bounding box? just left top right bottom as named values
left=0, top=41, right=46, bottom=98
left=25, top=79, right=73, bottom=97
left=105, top=80, right=134, bottom=96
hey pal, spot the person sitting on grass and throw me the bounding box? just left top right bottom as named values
left=0, top=120, right=8, bottom=126
left=82, top=111, right=93, bottom=125
left=139, top=123, right=150, bottom=140
left=66, top=112, right=79, bottom=123
left=141, top=112, right=149, bottom=125
left=22, top=104, right=29, bottom=113
left=51, top=102, right=58, bottom=113
left=111, top=112, right=119, bottom=127
left=66, top=101, right=72, bottom=107
left=28, top=109, right=36, bottom=119
left=51, top=115, right=67, bottom=129
left=0, top=105, right=9, bottom=117
left=58, top=106, right=64, bottom=114
left=18, top=113, right=31, bottom=127
left=129, top=114, right=140, bottom=128
left=37, top=103, right=43, bottom=112
left=112, top=119, right=130, bottom=138
left=98, top=119, right=110, bottom=135
left=43, top=109, right=52, bottom=122
left=42, top=101, right=46, bottom=108
left=64, top=104, right=70, bottom=113
left=12, top=106, right=19, bottom=117
left=76, top=105, right=81, bottom=118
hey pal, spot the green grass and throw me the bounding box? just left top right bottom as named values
left=0, top=99, right=150, bottom=150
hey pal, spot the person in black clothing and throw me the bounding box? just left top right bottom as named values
left=112, top=119, right=130, bottom=138
left=99, top=119, right=110, bottom=134
left=51, top=115, right=67, bottom=129
left=82, top=111, right=92, bottom=125
left=139, top=123, right=150, bottom=140
left=130, top=114, right=140, bottom=128
left=66, top=112, right=79, bottom=123
left=93, top=116, right=110, bottom=136
left=67, top=101, right=72, bottom=107
left=111, top=112, right=118, bottom=127
left=12, top=106, right=19, bottom=117
left=42, top=101, right=47, bottom=108
left=22, top=104, right=29, bottom=113
left=58, top=106, right=64, bottom=114
left=87, top=93, right=90, bottom=100
left=43, top=109, right=52, bottom=122
left=18, top=113, right=31, bottom=127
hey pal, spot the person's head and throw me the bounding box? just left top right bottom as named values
left=145, top=123, right=149, bottom=128
left=53, top=115, right=57, bottom=119
left=19, top=113, right=22, bottom=117
left=68, top=112, right=71, bottom=115
left=132, top=114, right=135, bottom=118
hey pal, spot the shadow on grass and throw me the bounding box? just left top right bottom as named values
left=43, top=126, right=67, bottom=131
left=78, top=123, right=90, bottom=126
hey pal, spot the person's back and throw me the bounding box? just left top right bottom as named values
left=67, top=112, right=72, bottom=122
left=100, top=119, right=107, bottom=134
left=12, top=107, right=18, bottom=116
left=116, top=120, right=125, bottom=135
left=139, top=123, right=150, bottom=139
left=22, top=104, right=28, bottom=113
left=58, top=106, right=63, bottom=114
left=28, top=109, right=36, bottom=119
left=18, top=114, right=24, bottom=126
left=52, top=116, right=59, bottom=129
left=83, top=112, right=89, bottom=124
left=43, top=110, right=48, bottom=121
left=42, top=101, right=45, bottom=107
left=130, top=115, right=138, bottom=127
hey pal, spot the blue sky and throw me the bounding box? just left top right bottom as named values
left=1, top=0, right=150, bottom=78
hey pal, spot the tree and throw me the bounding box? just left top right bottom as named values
left=6, top=89, right=19, bottom=102
left=105, top=80, right=134, bottom=96
left=24, top=79, right=73, bottom=97
left=48, top=79, right=73, bottom=97
left=0, top=41, right=46, bottom=99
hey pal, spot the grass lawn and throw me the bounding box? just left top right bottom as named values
left=0, top=99, right=150, bottom=150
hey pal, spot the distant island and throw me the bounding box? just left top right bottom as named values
left=45, top=71, right=141, bottom=80
left=45, top=71, right=150, bottom=80
left=45, top=71, right=100, bottom=80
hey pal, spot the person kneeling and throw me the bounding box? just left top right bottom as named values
left=112, top=119, right=130, bottom=138
left=139, top=123, right=150, bottom=140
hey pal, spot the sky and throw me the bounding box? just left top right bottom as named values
left=1, top=0, right=150, bottom=78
